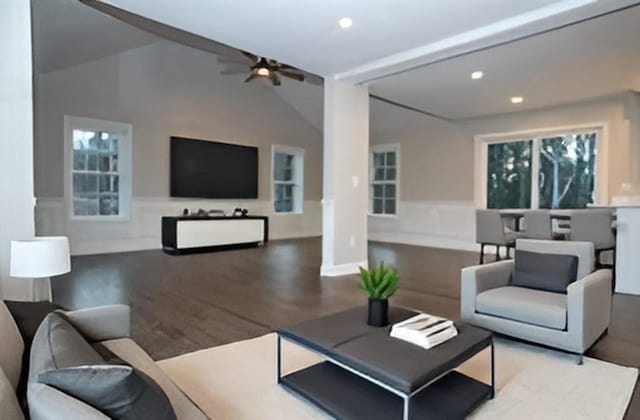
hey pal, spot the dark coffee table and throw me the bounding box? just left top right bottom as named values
left=276, top=307, right=494, bottom=420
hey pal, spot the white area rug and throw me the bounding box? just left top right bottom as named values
left=158, top=333, right=637, bottom=420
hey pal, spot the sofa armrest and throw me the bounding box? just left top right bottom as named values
left=460, top=260, right=513, bottom=321
left=60, top=305, right=130, bottom=342
left=567, top=269, right=612, bottom=353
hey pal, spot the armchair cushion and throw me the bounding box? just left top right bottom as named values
left=476, top=286, right=567, bottom=330
left=513, top=250, right=578, bottom=293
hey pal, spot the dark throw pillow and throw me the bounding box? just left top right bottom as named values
left=34, top=313, right=177, bottom=420
left=39, top=365, right=177, bottom=420
left=513, top=250, right=579, bottom=293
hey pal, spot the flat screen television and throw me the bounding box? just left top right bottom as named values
left=170, top=137, right=258, bottom=199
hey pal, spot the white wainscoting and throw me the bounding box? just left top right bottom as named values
left=368, top=200, right=479, bottom=252
left=35, top=197, right=322, bottom=256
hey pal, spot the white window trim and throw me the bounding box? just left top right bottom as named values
left=369, top=143, right=400, bottom=218
left=63, top=116, right=132, bottom=222
left=474, top=122, right=609, bottom=209
left=271, top=145, right=304, bottom=215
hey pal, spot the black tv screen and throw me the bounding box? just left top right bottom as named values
left=170, top=137, right=258, bottom=199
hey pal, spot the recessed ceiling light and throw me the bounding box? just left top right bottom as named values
left=338, top=17, right=353, bottom=29
left=471, top=71, right=483, bottom=80
left=511, top=96, right=524, bottom=104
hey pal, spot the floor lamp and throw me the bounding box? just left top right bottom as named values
left=10, top=237, right=71, bottom=302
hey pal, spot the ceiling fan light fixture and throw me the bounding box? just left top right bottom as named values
left=256, top=67, right=270, bottom=77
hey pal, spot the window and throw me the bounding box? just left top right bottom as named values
left=65, top=116, right=132, bottom=220
left=370, top=145, right=399, bottom=215
left=272, top=146, right=304, bottom=213
left=483, top=130, right=598, bottom=209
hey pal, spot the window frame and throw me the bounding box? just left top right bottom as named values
left=474, top=123, right=608, bottom=209
left=271, top=145, right=304, bottom=214
left=369, top=143, right=400, bottom=217
left=63, top=116, right=132, bottom=222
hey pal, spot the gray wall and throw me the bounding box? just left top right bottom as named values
left=35, top=40, right=322, bottom=200
left=34, top=40, right=323, bottom=254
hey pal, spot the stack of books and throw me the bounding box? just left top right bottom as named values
left=390, top=313, right=458, bottom=350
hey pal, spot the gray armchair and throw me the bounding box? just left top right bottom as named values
left=461, top=239, right=612, bottom=363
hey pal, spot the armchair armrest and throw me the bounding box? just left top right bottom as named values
left=567, top=269, right=612, bottom=352
left=460, top=260, right=513, bottom=321
left=60, top=304, right=130, bottom=342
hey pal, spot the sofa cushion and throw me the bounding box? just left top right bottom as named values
left=476, top=286, right=567, bottom=330
left=39, top=365, right=177, bottom=420
left=0, top=366, right=24, bottom=420
left=0, top=301, right=25, bottom=390
left=5, top=301, right=63, bottom=408
left=102, top=338, right=208, bottom=420
left=513, top=250, right=578, bottom=293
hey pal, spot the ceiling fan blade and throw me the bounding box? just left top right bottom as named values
left=245, top=73, right=258, bottom=83
left=270, top=72, right=282, bottom=86
left=279, top=69, right=305, bottom=82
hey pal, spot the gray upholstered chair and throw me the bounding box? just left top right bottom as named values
left=569, top=209, right=616, bottom=268
left=461, top=239, right=612, bottom=364
left=523, top=210, right=566, bottom=240
left=475, top=209, right=519, bottom=264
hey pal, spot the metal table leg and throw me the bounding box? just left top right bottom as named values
left=490, top=337, right=495, bottom=399
left=403, top=395, right=410, bottom=420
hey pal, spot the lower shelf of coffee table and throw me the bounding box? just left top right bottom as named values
left=280, top=361, right=491, bottom=420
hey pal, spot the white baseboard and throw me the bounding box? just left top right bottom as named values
left=36, top=197, right=322, bottom=256
left=369, top=231, right=478, bottom=252
left=320, top=260, right=367, bottom=277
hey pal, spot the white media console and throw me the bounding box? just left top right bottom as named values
left=161, top=216, right=268, bottom=254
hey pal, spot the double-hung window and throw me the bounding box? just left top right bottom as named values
left=65, top=116, right=132, bottom=220
left=482, top=129, right=599, bottom=209
left=272, top=146, right=304, bottom=213
left=370, top=144, right=399, bottom=215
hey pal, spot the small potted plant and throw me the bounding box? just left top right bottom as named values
left=359, top=262, right=399, bottom=327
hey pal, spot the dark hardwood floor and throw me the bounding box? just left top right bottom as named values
left=53, top=238, right=640, bottom=418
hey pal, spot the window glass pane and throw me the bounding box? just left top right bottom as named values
left=113, top=176, right=119, bottom=193
left=99, top=155, right=110, bottom=172
left=73, top=174, right=87, bottom=194
left=539, top=132, right=596, bottom=209
left=374, top=168, right=385, bottom=181
left=385, top=168, right=396, bottom=181
left=87, top=174, right=98, bottom=192
left=373, top=185, right=383, bottom=198
left=99, top=195, right=119, bottom=216
left=87, top=152, right=98, bottom=171
left=373, top=199, right=383, bottom=214
left=111, top=156, right=118, bottom=172
left=384, top=199, right=396, bottom=215
left=374, top=153, right=385, bottom=167
left=386, top=152, right=396, bottom=167
left=99, top=175, right=111, bottom=193
left=487, top=140, right=532, bottom=209
left=274, top=153, right=293, bottom=181
left=73, top=151, right=86, bottom=170
left=384, top=184, right=396, bottom=198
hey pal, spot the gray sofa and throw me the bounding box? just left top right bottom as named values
left=0, top=301, right=208, bottom=420
left=461, top=239, right=612, bottom=363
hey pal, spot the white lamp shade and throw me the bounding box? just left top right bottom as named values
left=10, top=237, right=71, bottom=278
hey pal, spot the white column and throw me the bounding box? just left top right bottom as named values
left=321, top=79, right=369, bottom=276
left=0, top=0, right=38, bottom=300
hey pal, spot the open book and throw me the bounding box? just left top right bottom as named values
left=390, top=313, right=458, bottom=350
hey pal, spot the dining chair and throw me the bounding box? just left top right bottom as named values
left=569, top=209, right=616, bottom=270
left=523, top=210, right=566, bottom=240
left=475, top=209, right=519, bottom=264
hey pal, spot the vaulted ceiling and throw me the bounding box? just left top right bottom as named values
left=33, top=0, right=640, bottom=121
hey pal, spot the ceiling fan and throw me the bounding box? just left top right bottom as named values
left=218, top=51, right=322, bottom=86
